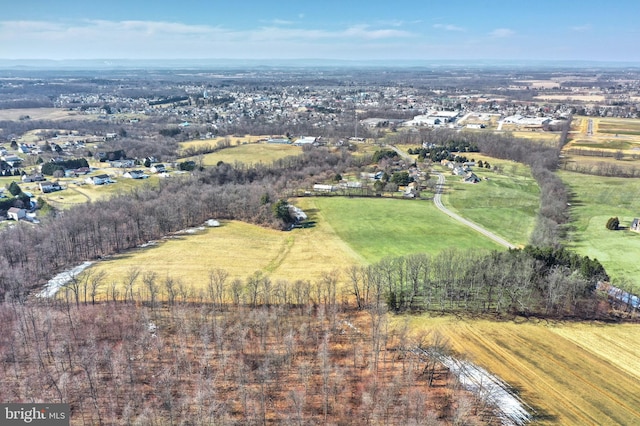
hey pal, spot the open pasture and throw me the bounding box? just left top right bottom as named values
left=0, top=108, right=76, bottom=121
left=597, top=117, right=640, bottom=136
left=179, top=134, right=272, bottom=152
left=510, top=130, right=560, bottom=144
left=403, top=315, right=640, bottom=426
left=191, top=143, right=302, bottom=166
left=439, top=155, right=539, bottom=247
left=559, top=171, right=640, bottom=289
left=534, top=94, right=606, bottom=102
left=569, top=138, right=639, bottom=151
left=301, top=196, right=503, bottom=263
left=84, top=211, right=364, bottom=296
left=83, top=195, right=505, bottom=297
left=516, top=79, right=561, bottom=89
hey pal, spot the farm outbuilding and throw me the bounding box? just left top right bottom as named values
left=7, top=207, right=26, bottom=221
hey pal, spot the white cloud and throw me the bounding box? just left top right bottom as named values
left=262, top=19, right=294, bottom=25
left=0, top=19, right=416, bottom=59
left=343, top=25, right=413, bottom=40
left=489, top=28, right=515, bottom=38
left=570, top=24, right=592, bottom=32
left=433, top=23, right=465, bottom=32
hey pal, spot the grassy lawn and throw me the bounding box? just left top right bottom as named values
left=401, top=315, right=640, bottom=426
left=440, top=155, right=539, bottom=247
left=307, top=196, right=503, bottom=263
left=560, top=171, right=640, bottom=289
left=191, top=143, right=302, bottom=166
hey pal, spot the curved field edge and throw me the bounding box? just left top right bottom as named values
left=400, top=315, right=640, bottom=426
left=83, top=196, right=503, bottom=296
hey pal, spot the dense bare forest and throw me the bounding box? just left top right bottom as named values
left=0, top=300, right=498, bottom=425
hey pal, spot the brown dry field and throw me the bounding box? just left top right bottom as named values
left=534, top=94, right=606, bottom=102
left=404, top=316, right=640, bottom=426
left=516, top=80, right=561, bottom=89
left=0, top=108, right=79, bottom=121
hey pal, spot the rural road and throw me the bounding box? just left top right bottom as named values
left=433, top=172, right=516, bottom=249
left=388, top=145, right=516, bottom=249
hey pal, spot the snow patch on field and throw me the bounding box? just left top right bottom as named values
left=414, top=347, right=532, bottom=425
left=37, top=261, right=93, bottom=298
left=174, top=226, right=205, bottom=235
left=441, top=355, right=532, bottom=425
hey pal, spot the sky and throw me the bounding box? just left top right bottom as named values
left=1, top=0, right=639, bottom=63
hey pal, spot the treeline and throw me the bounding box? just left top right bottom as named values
left=563, top=157, right=640, bottom=178
left=179, top=137, right=232, bottom=158
left=350, top=247, right=608, bottom=318
left=0, top=148, right=357, bottom=300
left=410, top=140, right=479, bottom=162
left=41, top=158, right=89, bottom=175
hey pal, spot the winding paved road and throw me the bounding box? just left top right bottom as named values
left=388, top=144, right=516, bottom=249
left=433, top=172, right=516, bottom=249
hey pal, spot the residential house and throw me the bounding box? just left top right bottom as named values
left=313, top=184, right=335, bottom=193
left=85, top=174, right=112, bottom=185
left=21, top=173, right=46, bottom=183
left=110, top=159, right=136, bottom=168
left=150, top=164, right=166, bottom=173
left=293, top=136, right=317, bottom=146
left=123, top=170, right=148, bottom=179
left=2, top=155, right=22, bottom=167
left=452, top=165, right=470, bottom=176
left=266, top=138, right=291, bottom=144
left=463, top=172, right=480, bottom=184
left=39, top=181, right=62, bottom=193
left=404, top=182, right=419, bottom=198
left=7, top=207, right=26, bottom=221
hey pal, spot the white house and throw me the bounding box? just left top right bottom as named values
left=39, top=181, right=62, bottom=193
left=7, top=207, right=26, bottom=221
left=150, top=164, right=166, bottom=173
left=85, top=174, right=112, bottom=185
left=313, top=184, right=335, bottom=193
left=123, top=170, right=148, bottom=179
left=293, top=136, right=317, bottom=146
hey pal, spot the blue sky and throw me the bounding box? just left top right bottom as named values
left=1, top=0, right=639, bottom=62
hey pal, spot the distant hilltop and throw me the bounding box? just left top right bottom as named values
left=1, top=58, right=640, bottom=71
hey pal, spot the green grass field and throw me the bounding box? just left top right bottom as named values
left=306, top=196, right=503, bottom=263
left=402, top=315, right=640, bottom=426
left=559, top=171, right=640, bottom=289
left=440, top=155, right=539, bottom=247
